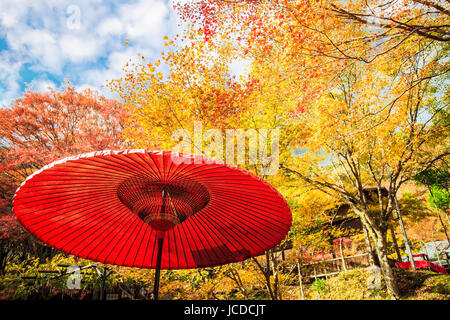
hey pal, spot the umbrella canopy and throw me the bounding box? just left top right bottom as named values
left=14, top=150, right=292, bottom=270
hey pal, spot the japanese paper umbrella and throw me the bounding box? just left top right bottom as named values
left=13, top=150, right=291, bottom=299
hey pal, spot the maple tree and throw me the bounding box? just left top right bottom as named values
left=329, top=0, right=450, bottom=44
left=108, top=25, right=304, bottom=300
left=0, top=84, right=127, bottom=270
left=0, top=84, right=126, bottom=173
left=108, top=27, right=258, bottom=151
left=176, top=0, right=449, bottom=59
left=280, top=53, right=448, bottom=298
left=171, top=0, right=449, bottom=299
left=175, top=0, right=449, bottom=119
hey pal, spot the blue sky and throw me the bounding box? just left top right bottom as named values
left=0, top=0, right=186, bottom=107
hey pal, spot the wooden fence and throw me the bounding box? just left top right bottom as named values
left=300, top=253, right=371, bottom=281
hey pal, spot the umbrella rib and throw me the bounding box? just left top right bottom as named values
left=141, top=228, right=156, bottom=268
left=211, top=184, right=286, bottom=203
left=181, top=218, right=206, bottom=268
left=209, top=188, right=288, bottom=218
left=177, top=219, right=198, bottom=268
left=166, top=156, right=183, bottom=182
left=39, top=196, right=128, bottom=247
left=134, top=152, right=163, bottom=180
left=208, top=196, right=281, bottom=250
left=48, top=200, right=129, bottom=255
left=174, top=225, right=188, bottom=269
left=72, top=206, right=134, bottom=258
left=63, top=204, right=131, bottom=256
left=211, top=197, right=289, bottom=235
left=186, top=212, right=235, bottom=265
left=19, top=189, right=120, bottom=223
left=166, top=229, right=176, bottom=269
left=17, top=187, right=117, bottom=213
left=111, top=153, right=159, bottom=178
left=22, top=192, right=122, bottom=229
left=50, top=160, right=137, bottom=179
left=183, top=214, right=220, bottom=266
left=134, top=223, right=151, bottom=268
left=86, top=155, right=154, bottom=178
left=93, top=211, right=141, bottom=265
left=116, top=219, right=147, bottom=266
left=201, top=206, right=266, bottom=255
left=147, top=153, right=164, bottom=180
left=17, top=182, right=117, bottom=194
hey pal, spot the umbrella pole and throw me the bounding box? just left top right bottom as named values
left=153, top=237, right=164, bottom=300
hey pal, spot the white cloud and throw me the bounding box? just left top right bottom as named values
left=60, top=34, right=104, bottom=64
left=18, top=28, right=63, bottom=73
left=98, top=18, right=124, bottom=37
left=28, top=78, right=57, bottom=92
left=0, top=0, right=182, bottom=106
left=0, top=0, right=37, bottom=28
left=120, top=0, right=169, bottom=43
left=0, top=52, right=23, bottom=107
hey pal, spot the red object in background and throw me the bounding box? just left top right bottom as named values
left=332, top=238, right=352, bottom=248
left=395, top=260, right=448, bottom=274
left=13, top=150, right=292, bottom=270
left=313, top=252, right=334, bottom=261
left=412, top=254, right=429, bottom=260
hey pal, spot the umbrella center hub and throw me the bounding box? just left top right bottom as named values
left=117, top=176, right=210, bottom=231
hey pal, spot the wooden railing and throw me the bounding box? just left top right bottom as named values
left=300, top=253, right=371, bottom=281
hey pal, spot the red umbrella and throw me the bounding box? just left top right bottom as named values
left=14, top=150, right=291, bottom=299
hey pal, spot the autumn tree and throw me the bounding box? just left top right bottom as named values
left=281, top=50, right=448, bottom=298
left=0, top=84, right=127, bottom=268
left=173, top=0, right=449, bottom=299
left=329, top=0, right=450, bottom=46
left=108, top=25, right=300, bottom=299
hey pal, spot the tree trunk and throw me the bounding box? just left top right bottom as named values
left=339, top=238, right=347, bottom=271
left=356, top=209, right=400, bottom=299
left=265, top=251, right=276, bottom=300
left=390, top=224, right=402, bottom=261
left=373, top=228, right=400, bottom=299
left=252, top=254, right=276, bottom=300
left=226, top=267, right=249, bottom=299
left=362, top=224, right=379, bottom=266
left=296, top=261, right=305, bottom=300
left=269, top=250, right=282, bottom=300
